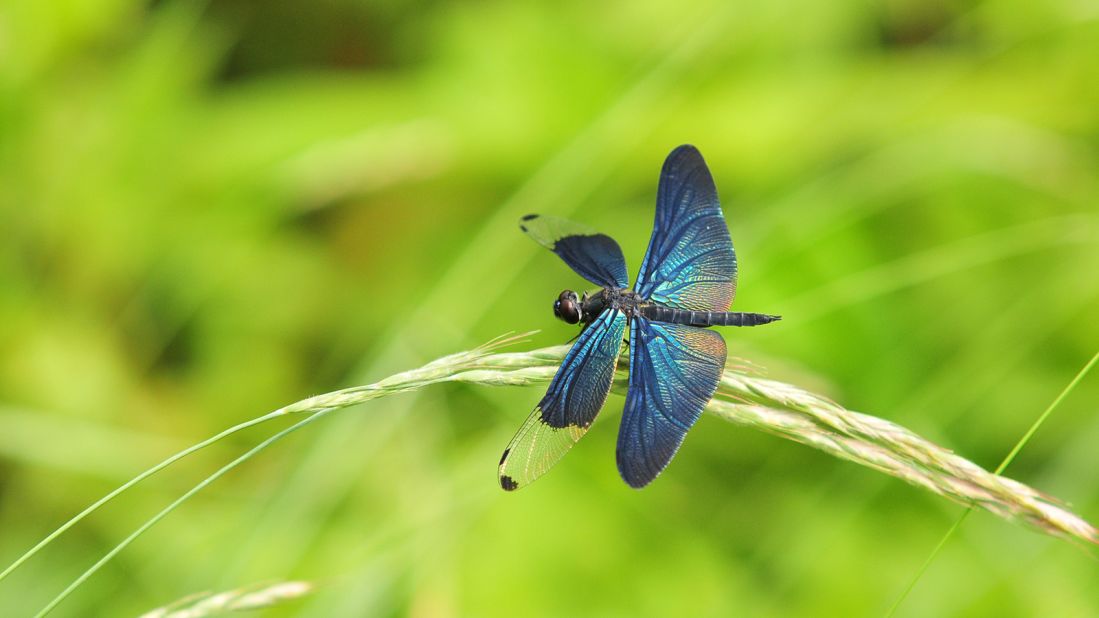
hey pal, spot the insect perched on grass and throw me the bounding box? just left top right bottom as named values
left=499, top=145, right=781, bottom=490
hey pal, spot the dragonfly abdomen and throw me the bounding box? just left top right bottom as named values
left=641, top=305, right=781, bottom=327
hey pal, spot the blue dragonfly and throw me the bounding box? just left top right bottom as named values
left=500, top=145, right=781, bottom=490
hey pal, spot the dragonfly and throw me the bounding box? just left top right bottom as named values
left=499, top=144, right=781, bottom=491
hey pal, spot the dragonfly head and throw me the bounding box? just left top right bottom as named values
left=553, top=290, right=582, bottom=325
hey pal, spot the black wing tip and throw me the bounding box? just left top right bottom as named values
left=620, top=470, right=656, bottom=489
left=617, top=428, right=682, bottom=489
left=668, top=144, right=704, bottom=162
left=500, top=475, right=519, bottom=491
left=663, top=144, right=708, bottom=174
left=518, top=213, right=540, bottom=233
left=616, top=457, right=660, bottom=489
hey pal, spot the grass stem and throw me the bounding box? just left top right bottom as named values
left=10, top=336, right=1095, bottom=615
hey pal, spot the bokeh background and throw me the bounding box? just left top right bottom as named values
left=2, top=0, right=1099, bottom=615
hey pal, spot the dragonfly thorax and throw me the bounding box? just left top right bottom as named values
left=556, top=288, right=640, bottom=325
left=559, top=287, right=643, bottom=325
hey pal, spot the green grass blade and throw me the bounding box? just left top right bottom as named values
left=993, top=350, right=1099, bottom=475
left=35, top=409, right=336, bottom=617
left=0, top=411, right=284, bottom=585
left=883, top=348, right=1099, bottom=617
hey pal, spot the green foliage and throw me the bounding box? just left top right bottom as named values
left=1, top=0, right=1098, bottom=615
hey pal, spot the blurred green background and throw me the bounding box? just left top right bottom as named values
left=2, top=0, right=1099, bottom=615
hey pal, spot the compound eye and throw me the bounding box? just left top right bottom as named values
left=554, top=291, right=582, bottom=324
left=558, top=299, right=580, bottom=324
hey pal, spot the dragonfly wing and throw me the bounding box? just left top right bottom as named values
left=634, top=145, right=736, bottom=310
left=520, top=214, right=629, bottom=289
left=499, top=309, right=628, bottom=490
left=617, top=316, right=726, bottom=488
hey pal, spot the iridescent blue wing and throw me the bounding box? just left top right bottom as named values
left=616, top=316, right=726, bottom=488
left=633, top=145, right=736, bottom=310
left=499, top=309, right=628, bottom=490
left=520, top=214, right=629, bottom=289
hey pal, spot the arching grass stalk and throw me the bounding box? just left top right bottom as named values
left=16, top=334, right=1097, bottom=615
left=138, top=580, right=313, bottom=618
left=712, top=372, right=1097, bottom=543
left=4, top=333, right=529, bottom=611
